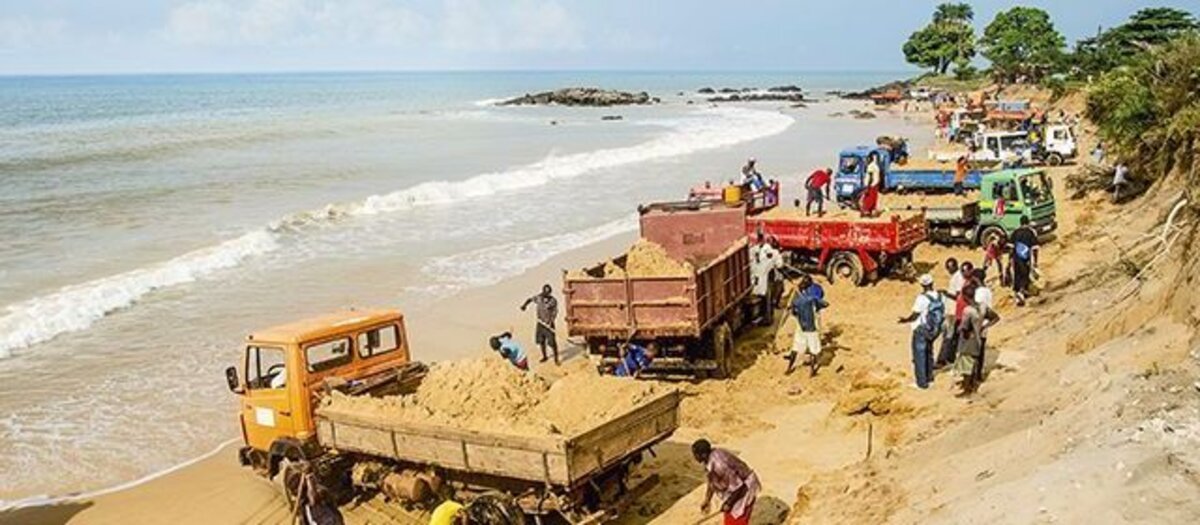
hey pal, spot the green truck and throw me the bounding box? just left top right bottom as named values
left=887, top=168, right=1058, bottom=246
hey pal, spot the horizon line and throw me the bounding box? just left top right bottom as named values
left=0, top=67, right=918, bottom=79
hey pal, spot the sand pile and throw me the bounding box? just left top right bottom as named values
left=624, top=239, right=693, bottom=277
left=325, top=357, right=665, bottom=437
left=570, top=238, right=694, bottom=279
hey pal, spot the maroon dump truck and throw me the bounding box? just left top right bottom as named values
left=563, top=203, right=752, bottom=378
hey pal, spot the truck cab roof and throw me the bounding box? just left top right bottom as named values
left=248, top=309, right=403, bottom=345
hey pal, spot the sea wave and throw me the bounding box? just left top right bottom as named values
left=0, top=231, right=278, bottom=357
left=0, top=106, right=792, bottom=357
left=418, top=215, right=639, bottom=291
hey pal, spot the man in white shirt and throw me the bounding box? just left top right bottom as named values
left=750, top=238, right=783, bottom=325
left=896, top=274, right=942, bottom=389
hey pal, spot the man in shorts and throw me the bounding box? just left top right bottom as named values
left=785, top=275, right=828, bottom=376
left=520, top=284, right=559, bottom=364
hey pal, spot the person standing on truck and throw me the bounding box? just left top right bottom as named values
left=1009, top=216, right=1039, bottom=306
left=804, top=167, right=833, bottom=217
left=489, top=332, right=529, bottom=370
left=785, top=275, right=828, bottom=377
left=859, top=155, right=881, bottom=217
left=693, top=439, right=761, bottom=525
left=954, top=155, right=969, bottom=196
left=520, top=284, right=559, bottom=364
left=741, top=158, right=765, bottom=191
left=614, top=342, right=657, bottom=377
left=897, top=274, right=943, bottom=389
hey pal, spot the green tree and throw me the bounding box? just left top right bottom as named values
left=903, top=3, right=976, bottom=74
left=1087, top=32, right=1200, bottom=191
left=1071, top=8, right=1197, bottom=77
left=980, top=7, right=1066, bottom=82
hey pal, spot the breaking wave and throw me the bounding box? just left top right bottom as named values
left=0, top=106, right=792, bottom=357
left=419, top=215, right=639, bottom=291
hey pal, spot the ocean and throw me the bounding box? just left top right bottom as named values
left=0, top=71, right=910, bottom=499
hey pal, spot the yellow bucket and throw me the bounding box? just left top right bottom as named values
left=723, top=185, right=743, bottom=204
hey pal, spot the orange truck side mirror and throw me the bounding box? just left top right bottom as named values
left=225, top=366, right=243, bottom=394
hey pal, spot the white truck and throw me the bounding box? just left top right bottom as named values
left=931, top=125, right=1078, bottom=167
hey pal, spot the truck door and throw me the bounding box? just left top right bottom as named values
left=241, top=345, right=296, bottom=452
left=981, top=179, right=1022, bottom=231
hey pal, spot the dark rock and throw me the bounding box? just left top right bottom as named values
left=790, top=102, right=808, bottom=108
left=698, top=87, right=716, bottom=94
left=707, top=92, right=806, bottom=103
left=848, top=109, right=877, bottom=120
left=718, top=87, right=739, bottom=94
left=499, top=87, right=656, bottom=107
left=768, top=85, right=803, bottom=93
left=601, top=115, right=624, bottom=121
left=843, top=79, right=913, bottom=100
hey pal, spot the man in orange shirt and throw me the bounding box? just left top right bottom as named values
left=954, top=155, right=968, bottom=196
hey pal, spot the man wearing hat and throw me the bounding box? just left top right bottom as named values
left=896, top=274, right=945, bottom=389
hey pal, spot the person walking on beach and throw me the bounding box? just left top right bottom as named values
left=520, top=284, right=559, bottom=364
left=937, top=260, right=974, bottom=369
left=489, top=332, right=529, bottom=371
left=750, top=234, right=783, bottom=326
left=1112, top=163, right=1129, bottom=203
left=804, top=167, right=832, bottom=217
left=982, top=235, right=1007, bottom=286
left=954, top=155, right=969, bottom=196
left=693, top=439, right=760, bottom=525
left=968, top=268, right=997, bottom=392
left=897, top=274, right=943, bottom=389
left=953, top=283, right=1000, bottom=396
left=785, top=275, right=828, bottom=377
left=1009, top=216, right=1039, bottom=306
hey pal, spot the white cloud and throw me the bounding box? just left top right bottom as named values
left=0, top=16, right=67, bottom=50
left=441, top=0, right=584, bottom=52
left=162, top=0, right=427, bottom=47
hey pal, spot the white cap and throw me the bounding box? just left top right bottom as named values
left=919, top=274, right=934, bottom=286
left=748, top=157, right=757, bottom=163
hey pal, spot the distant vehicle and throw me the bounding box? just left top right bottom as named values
left=885, top=168, right=1059, bottom=246
left=833, top=146, right=997, bottom=202
left=932, top=125, right=1078, bottom=166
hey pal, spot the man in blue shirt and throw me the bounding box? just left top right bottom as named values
left=785, top=275, right=829, bottom=376
left=614, top=343, right=657, bottom=378
left=488, top=332, right=528, bottom=371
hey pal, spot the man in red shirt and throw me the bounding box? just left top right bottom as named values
left=803, top=167, right=832, bottom=217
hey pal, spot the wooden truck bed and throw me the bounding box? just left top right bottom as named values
left=315, top=390, right=681, bottom=488
left=563, top=240, right=750, bottom=340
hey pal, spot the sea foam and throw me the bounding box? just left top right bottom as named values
left=0, top=106, right=793, bottom=357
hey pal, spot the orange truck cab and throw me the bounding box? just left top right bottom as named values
left=223, top=309, right=411, bottom=476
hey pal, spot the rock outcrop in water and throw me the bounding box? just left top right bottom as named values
left=499, top=87, right=657, bottom=107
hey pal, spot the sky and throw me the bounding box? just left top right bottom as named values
left=0, top=0, right=1196, bottom=75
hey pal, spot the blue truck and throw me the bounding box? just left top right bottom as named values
left=833, top=145, right=998, bottom=207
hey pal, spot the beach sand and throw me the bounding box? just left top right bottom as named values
left=2, top=99, right=945, bottom=524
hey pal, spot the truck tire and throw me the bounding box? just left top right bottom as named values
left=1046, top=152, right=1064, bottom=166
left=712, top=322, right=734, bottom=379
left=825, top=252, right=864, bottom=286
left=978, top=226, right=1007, bottom=250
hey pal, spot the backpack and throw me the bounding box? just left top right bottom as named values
left=921, top=292, right=945, bottom=339
left=1014, top=241, right=1032, bottom=261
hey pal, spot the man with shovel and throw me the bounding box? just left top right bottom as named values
left=693, top=439, right=760, bottom=525
left=521, top=283, right=559, bottom=364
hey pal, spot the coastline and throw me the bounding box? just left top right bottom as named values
left=0, top=97, right=934, bottom=524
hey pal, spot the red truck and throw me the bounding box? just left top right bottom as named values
left=747, top=207, right=927, bottom=286
left=563, top=203, right=752, bottom=378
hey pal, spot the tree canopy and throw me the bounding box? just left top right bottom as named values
left=1072, top=7, right=1198, bottom=77
left=903, top=3, right=976, bottom=75
left=979, top=7, right=1066, bottom=82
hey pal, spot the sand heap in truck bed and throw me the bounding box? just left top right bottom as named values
left=323, top=357, right=664, bottom=437
left=580, top=238, right=694, bottom=279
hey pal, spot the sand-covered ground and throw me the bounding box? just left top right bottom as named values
left=8, top=93, right=1198, bottom=525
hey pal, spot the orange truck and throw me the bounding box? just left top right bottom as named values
left=224, top=309, right=680, bottom=522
